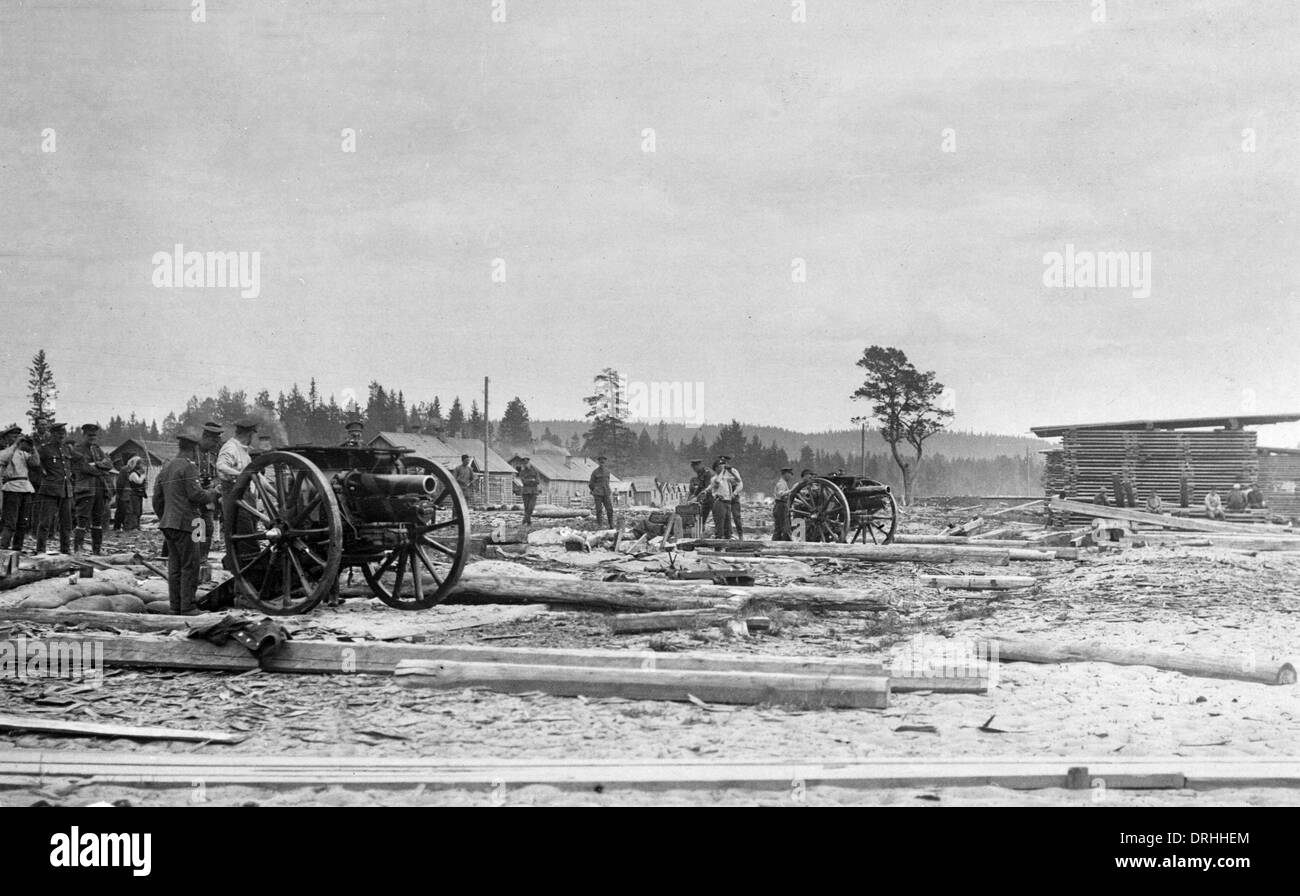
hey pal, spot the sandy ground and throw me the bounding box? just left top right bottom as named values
left=2, top=508, right=1298, bottom=807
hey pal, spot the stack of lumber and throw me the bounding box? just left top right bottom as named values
left=1044, top=428, right=1260, bottom=522
left=1257, top=448, right=1300, bottom=519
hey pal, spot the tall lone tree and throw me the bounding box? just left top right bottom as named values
left=582, top=368, right=635, bottom=466
left=498, top=396, right=533, bottom=447
left=851, top=346, right=953, bottom=504
left=446, top=397, right=465, bottom=438
left=27, top=350, right=58, bottom=428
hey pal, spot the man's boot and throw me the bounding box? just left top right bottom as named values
left=91, top=527, right=103, bottom=555
left=72, top=527, right=85, bottom=554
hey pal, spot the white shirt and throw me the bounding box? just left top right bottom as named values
left=0, top=443, right=35, bottom=493
left=216, top=437, right=252, bottom=485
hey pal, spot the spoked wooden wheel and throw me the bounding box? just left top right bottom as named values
left=223, top=451, right=342, bottom=615
left=850, top=491, right=898, bottom=544
left=788, top=477, right=851, bottom=543
left=360, top=456, right=469, bottom=610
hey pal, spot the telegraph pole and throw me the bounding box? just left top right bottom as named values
left=483, top=376, right=490, bottom=510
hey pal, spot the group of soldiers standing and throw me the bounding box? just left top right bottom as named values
left=0, top=420, right=146, bottom=556
left=685, top=456, right=812, bottom=541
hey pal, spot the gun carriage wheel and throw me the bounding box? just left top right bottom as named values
left=788, top=474, right=897, bottom=544
left=223, top=451, right=343, bottom=615
left=359, top=455, right=469, bottom=610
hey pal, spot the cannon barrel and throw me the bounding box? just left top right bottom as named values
left=347, top=473, right=438, bottom=497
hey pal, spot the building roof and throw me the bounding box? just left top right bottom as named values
left=369, top=432, right=515, bottom=475
left=106, top=438, right=177, bottom=466
left=1031, top=414, right=1300, bottom=438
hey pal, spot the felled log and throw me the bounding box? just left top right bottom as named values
left=446, top=572, right=891, bottom=613
left=0, top=554, right=76, bottom=591
left=893, top=535, right=1078, bottom=559
left=681, top=540, right=1012, bottom=566
left=609, top=608, right=737, bottom=633
left=1132, top=533, right=1300, bottom=552
left=395, top=659, right=891, bottom=708
left=991, top=637, right=1297, bottom=685
left=918, top=575, right=1036, bottom=591
left=0, top=608, right=221, bottom=633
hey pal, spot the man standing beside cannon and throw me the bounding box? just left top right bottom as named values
left=772, top=466, right=795, bottom=541
left=453, top=454, right=476, bottom=502
left=153, top=429, right=222, bottom=615
left=341, top=420, right=365, bottom=448
left=688, top=458, right=713, bottom=534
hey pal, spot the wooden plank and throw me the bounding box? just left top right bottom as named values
left=682, top=540, right=1013, bottom=566
left=1132, top=533, right=1300, bottom=552
left=32, top=632, right=894, bottom=678
left=918, top=575, right=1036, bottom=591
left=893, top=535, right=1078, bottom=558
left=17, top=750, right=1300, bottom=790
left=0, top=713, right=242, bottom=744
left=1048, top=498, right=1285, bottom=534
left=395, top=659, right=891, bottom=708
left=609, top=609, right=735, bottom=633
left=991, top=637, right=1297, bottom=686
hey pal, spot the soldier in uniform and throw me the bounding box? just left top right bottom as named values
left=0, top=426, right=37, bottom=551
left=152, top=429, right=221, bottom=615
left=453, top=454, right=476, bottom=500
left=197, top=421, right=224, bottom=558
left=772, top=466, right=795, bottom=541
left=70, top=423, right=115, bottom=554
left=516, top=456, right=541, bottom=524
left=687, top=459, right=713, bottom=532
left=341, top=420, right=365, bottom=447
left=33, top=421, right=74, bottom=555
left=720, top=455, right=745, bottom=540
left=589, top=455, right=614, bottom=527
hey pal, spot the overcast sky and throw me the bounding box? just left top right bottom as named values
left=1, top=0, right=1297, bottom=445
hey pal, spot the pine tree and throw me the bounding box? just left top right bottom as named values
left=26, top=350, right=58, bottom=428
left=499, top=397, right=533, bottom=447
left=447, top=397, right=465, bottom=438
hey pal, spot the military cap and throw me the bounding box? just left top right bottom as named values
left=461, top=454, right=470, bottom=460
left=2, top=425, right=22, bottom=437
left=202, top=421, right=224, bottom=435
left=345, top=420, right=364, bottom=432
left=81, top=422, right=100, bottom=434
left=47, top=420, right=66, bottom=431
left=519, top=455, right=530, bottom=462
left=234, top=418, right=258, bottom=431
left=780, top=466, right=794, bottom=472
left=177, top=428, right=202, bottom=446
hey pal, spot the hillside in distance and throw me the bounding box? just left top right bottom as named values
left=530, top=420, right=1051, bottom=460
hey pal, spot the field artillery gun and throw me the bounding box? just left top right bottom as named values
left=222, top=445, right=468, bottom=614
left=788, top=473, right=897, bottom=544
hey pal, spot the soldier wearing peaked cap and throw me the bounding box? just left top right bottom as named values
left=152, top=429, right=221, bottom=614
left=70, top=422, right=115, bottom=554
left=0, top=426, right=37, bottom=551
left=341, top=420, right=365, bottom=448
left=33, top=421, right=73, bottom=555
left=589, top=455, right=614, bottom=528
